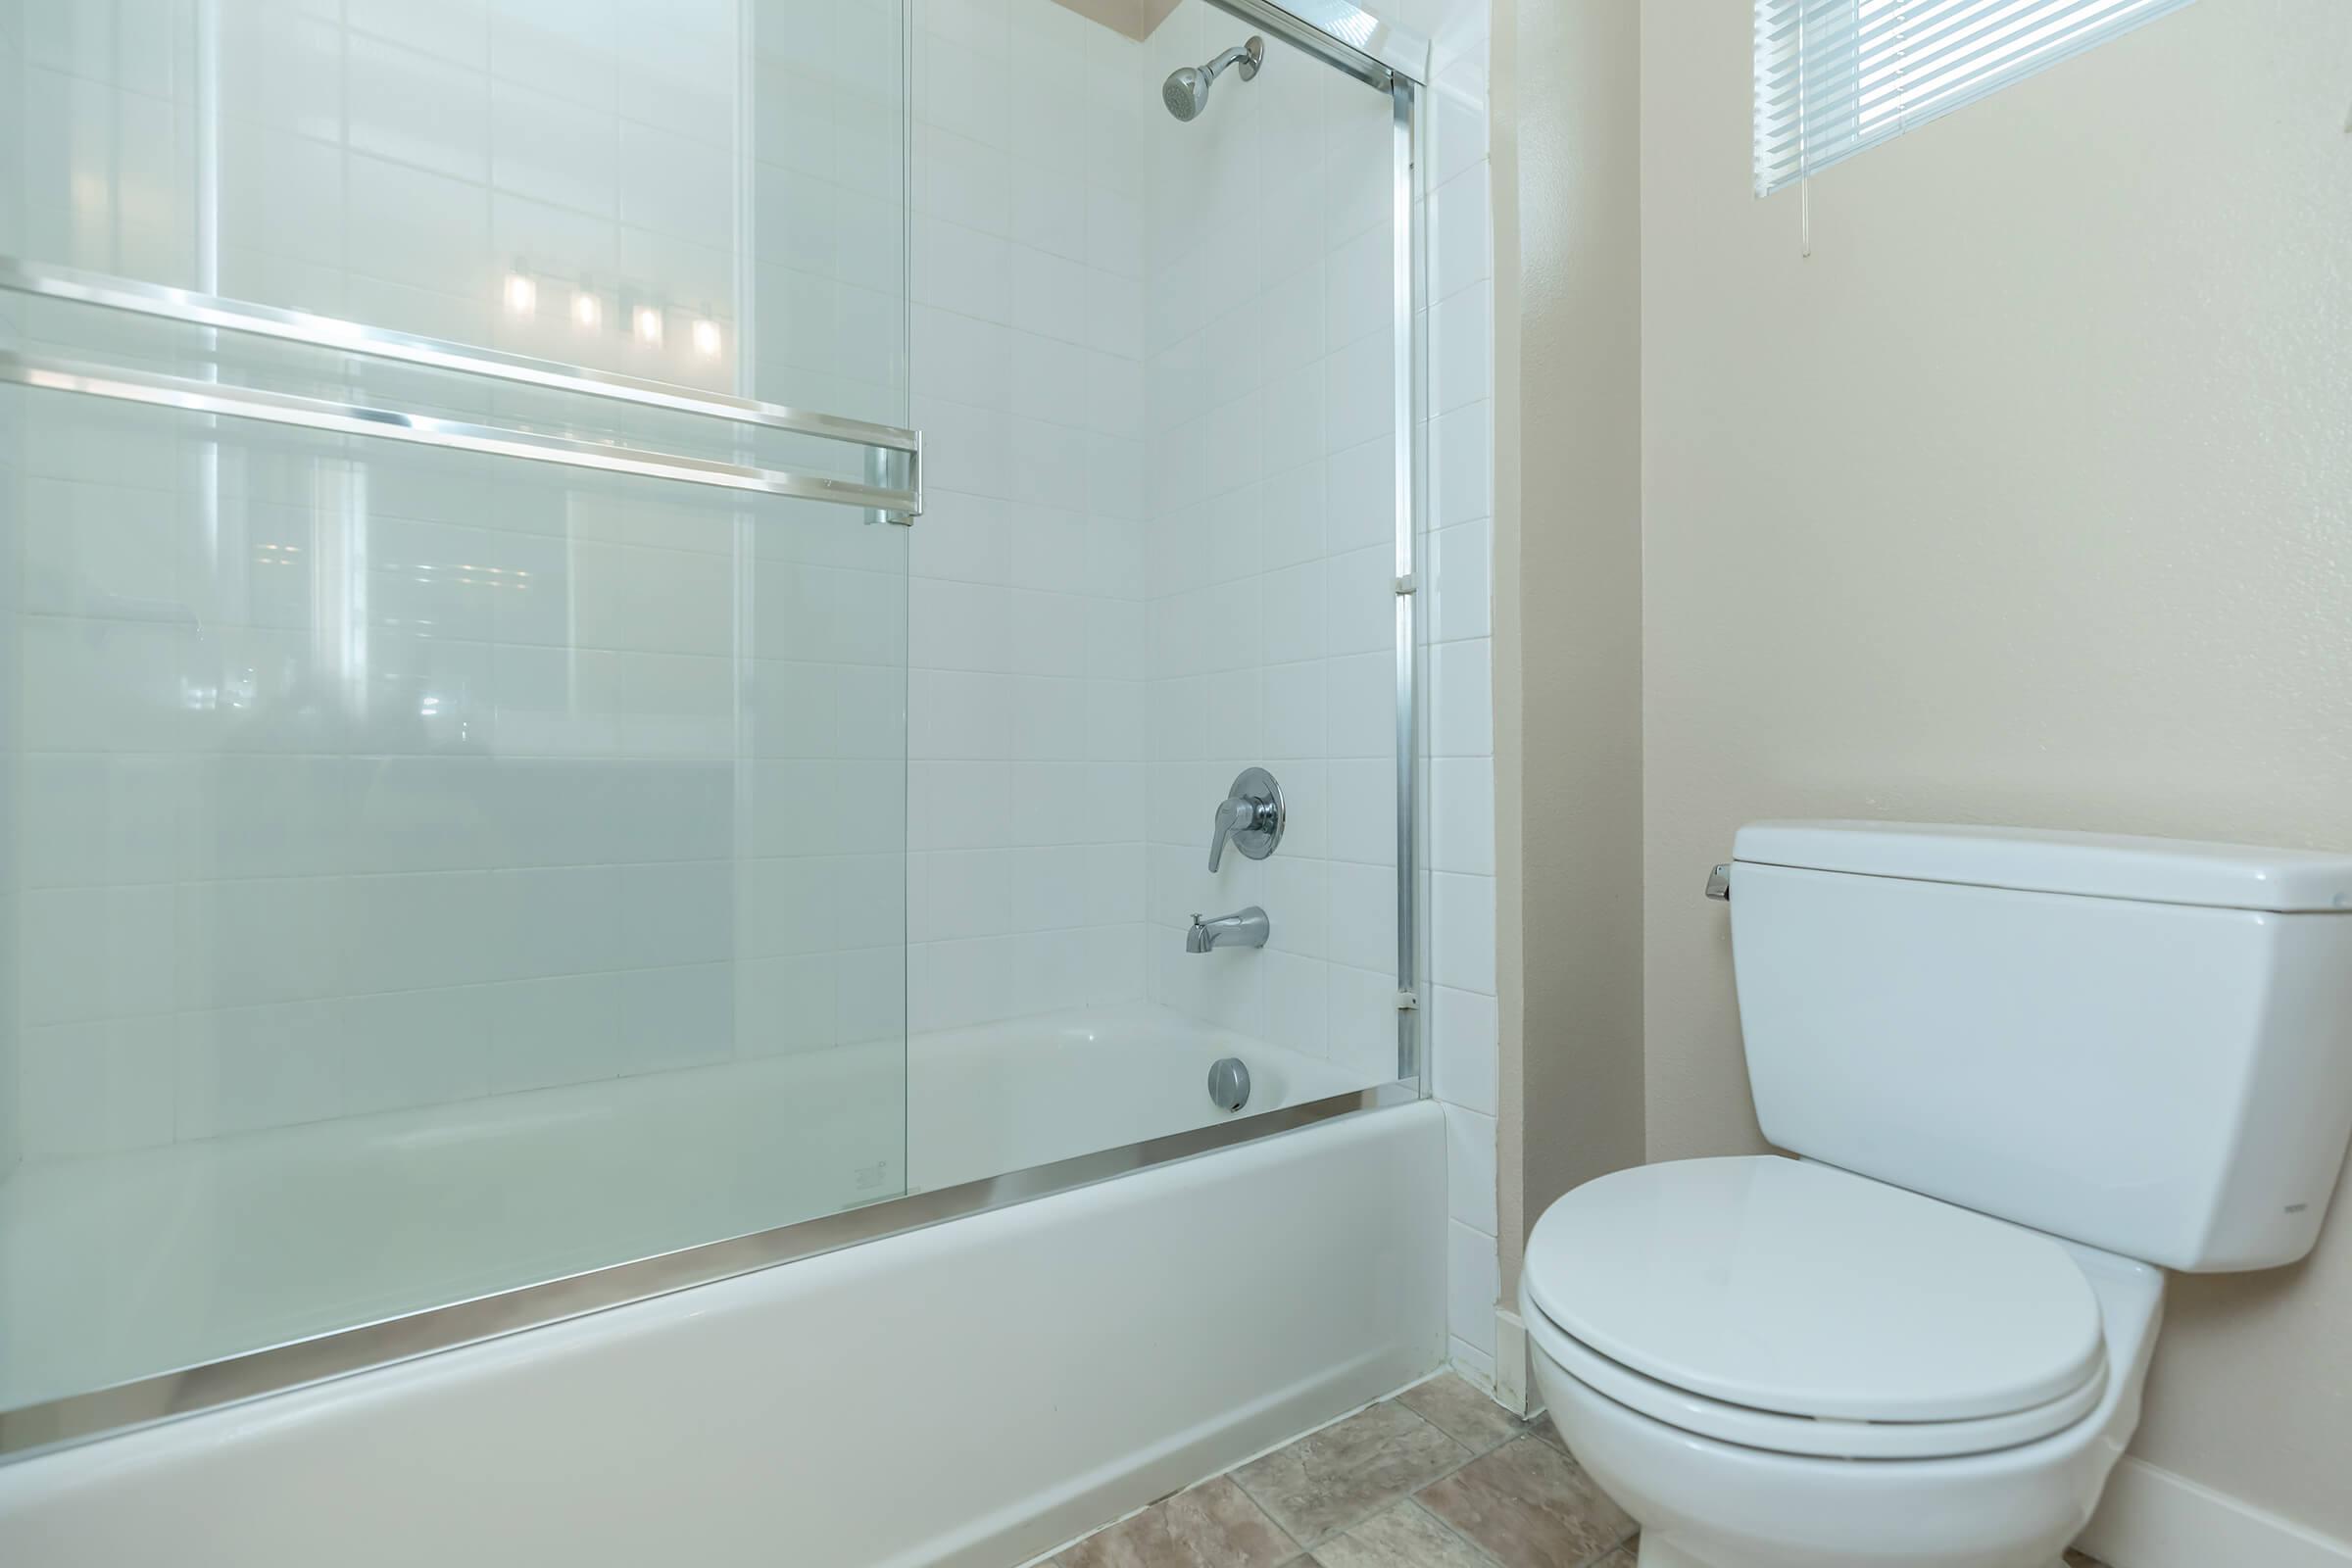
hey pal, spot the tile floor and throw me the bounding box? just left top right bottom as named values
left=1043, top=1374, right=2114, bottom=1568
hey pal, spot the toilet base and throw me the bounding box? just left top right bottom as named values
left=1537, top=1338, right=2129, bottom=1568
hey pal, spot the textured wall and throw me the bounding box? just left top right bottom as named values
left=1492, top=0, right=1646, bottom=1325
left=1046, top=0, right=1181, bottom=41
left=1641, top=0, right=2352, bottom=1538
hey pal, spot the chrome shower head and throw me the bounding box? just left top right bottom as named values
left=1161, top=35, right=1262, bottom=122
left=1161, top=65, right=1210, bottom=122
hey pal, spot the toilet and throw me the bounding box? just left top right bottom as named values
left=1520, top=821, right=2352, bottom=1568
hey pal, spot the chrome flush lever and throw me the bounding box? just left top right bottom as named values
left=1705, top=863, right=1732, bottom=901
left=1206, top=767, right=1286, bottom=871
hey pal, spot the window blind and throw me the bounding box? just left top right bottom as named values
left=1754, top=0, right=2198, bottom=195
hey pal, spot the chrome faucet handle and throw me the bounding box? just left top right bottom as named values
left=1207, top=796, right=1254, bottom=872
left=1205, top=767, right=1286, bottom=872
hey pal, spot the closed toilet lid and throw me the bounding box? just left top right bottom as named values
left=1522, top=1155, right=2106, bottom=1424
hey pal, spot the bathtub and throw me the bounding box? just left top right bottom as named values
left=0, top=1004, right=1444, bottom=1566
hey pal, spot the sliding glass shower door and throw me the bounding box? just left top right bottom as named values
left=0, top=0, right=911, bottom=1414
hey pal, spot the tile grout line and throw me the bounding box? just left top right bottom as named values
left=1226, top=1391, right=1524, bottom=1558
left=1398, top=1430, right=1637, bottom=1568
left=1256, top=1484, right=1310, bottom=1567
left=1226, top=1398, right=1469, bottom=1552
left=1032, top=1370, right=1464, bottom=1566
left=1393, top=1494, right=1515, bottom=1568
left=1045, top=1372, right=1636, bottom=1568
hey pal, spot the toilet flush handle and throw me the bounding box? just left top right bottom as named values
left=1704, top=863, right=1731, bottom=902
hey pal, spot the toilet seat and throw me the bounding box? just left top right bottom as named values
left=1522, top=1155, right=2111, bottom=1459
left=1524, top=1298, right=2108, bottom=1458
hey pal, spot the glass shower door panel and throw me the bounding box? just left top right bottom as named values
left=3, top=0, right=906, bottom=419
left=1127, top=14, right=1406, bottom=1142
left=0, top=0, right=909, bottom=1412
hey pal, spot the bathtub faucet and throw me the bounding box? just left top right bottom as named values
left=1187, top=906, right=1270, bottom=953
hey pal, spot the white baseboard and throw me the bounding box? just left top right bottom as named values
left=1494, top=1306, right=1540, bottom=1418
left=2080, top=1457, right=2352, bottom=1568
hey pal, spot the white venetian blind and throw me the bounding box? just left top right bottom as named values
left=1754, top=0, right=2199, bottom=195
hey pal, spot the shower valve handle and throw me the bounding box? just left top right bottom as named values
left=1208, top=797, right=1257, bottom=872
left=1206, top=768, right=1286, bottom=871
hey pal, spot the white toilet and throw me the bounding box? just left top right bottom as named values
left=1520, top=821, right=2352, bottom=1568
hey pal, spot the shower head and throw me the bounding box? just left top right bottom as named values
left=1161, top=35, right=1263, bottom=122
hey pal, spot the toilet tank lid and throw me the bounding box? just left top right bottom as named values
left=1734, top=821, right=2352, bottom=912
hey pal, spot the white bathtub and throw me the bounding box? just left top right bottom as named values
left=0, top=1004, right=1442, bottom=1565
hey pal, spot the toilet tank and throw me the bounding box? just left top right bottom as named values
left=1729, top=821, right=2352, bottom=1271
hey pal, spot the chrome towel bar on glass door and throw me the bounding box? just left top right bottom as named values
left=0, top=351, right=919, bottom=513
left=0, top=257, right=922, bottom=515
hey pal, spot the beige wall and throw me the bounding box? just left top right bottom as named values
left=1048, top=0, right=1181, bottom=41
left=1640, top=0, right=2352, bottom=1539
left=1493, top=0, right=1647, bottom=1313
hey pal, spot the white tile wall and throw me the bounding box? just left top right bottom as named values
left=1119, top=0, right=1497, bottom=1388
left=1404, top=0, right=1499, bottom=1390
left=905, top=0, right=1154, bottom=1032
left=1136, top=0, right=1400, bottom=1091
left=916, top=8, right=1494, bottom=1378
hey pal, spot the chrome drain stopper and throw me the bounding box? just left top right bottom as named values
left=1207, top=1056, right=1251, bottom=1113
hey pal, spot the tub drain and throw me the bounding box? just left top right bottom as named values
left=1207, top=1056, right=1250, bottom=1112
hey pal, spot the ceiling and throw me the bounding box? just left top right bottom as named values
left=1048, top=0, right=1184, bottom=40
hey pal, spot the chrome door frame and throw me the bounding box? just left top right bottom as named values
left=1206, top=1, right=1431, bottom=1089
left=1393, top=71, right=1428, bottom=1092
